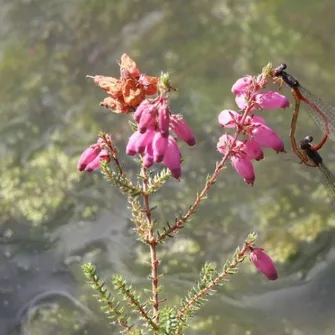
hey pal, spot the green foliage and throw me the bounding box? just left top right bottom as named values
left=101, top=162, right=141, bottom=196
left=146, top=169, right=172, bottom=195
left=82, top=263, right=133, bottom=332
left=112, top=274, right=157, bottom=331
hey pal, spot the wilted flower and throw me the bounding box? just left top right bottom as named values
left=87, top=53, right=159, bottom=113
left=249, top=247, right=278, bottom=280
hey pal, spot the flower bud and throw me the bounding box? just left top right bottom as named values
left=152, top=131, right=168, bottom=163
left=170, top=115, right=196, bottom=146
left=249, top=247, right=278, bottom=280
left=163, top=136, right=182, bottom=179
left=77, top=146, right=101, bottom=171
left=158, top=103, right=170, bottom=138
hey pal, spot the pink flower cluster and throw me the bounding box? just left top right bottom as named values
left=217, top=74, right=290, bottom=185
left=77, top=137, right=111, bottom=172
left=249, top=247, right=278, bottom=280
left=126, top=96, right=196, bottom=179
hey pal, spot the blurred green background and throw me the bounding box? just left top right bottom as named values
left=1, top=0, right=335, bottom=334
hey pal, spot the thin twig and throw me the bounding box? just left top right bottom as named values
left=115, top=279, right=157, bottom=330
left=157, top=105, right=254, bottom=243
left=174, top=240, right=253, bottom=335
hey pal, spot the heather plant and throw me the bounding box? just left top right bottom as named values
left=81, top=55, right=282, bottom=334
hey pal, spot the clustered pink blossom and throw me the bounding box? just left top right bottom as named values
left=126, top=95, right=196, bottom=179
left=217, top=74, right=289, bottom=185
left=77, top=96, right=195, bottom=179
left=249, top=247, right=278, bottom=280
left=77, top=138, right=111, bottom=172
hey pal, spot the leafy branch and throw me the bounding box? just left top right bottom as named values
left=145, top=169, right=172, bottom=195
left=112, top=274, right=158, bottom=331
left=101, top=162, right=141, bottom=196
left=175, top=232, right=257, bottom=334
left=82, top=263, right=133, bottom=332
left=157, top=105, right=255, bottom=243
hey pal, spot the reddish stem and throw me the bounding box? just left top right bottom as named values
left=141, top=167, right=160, bottom=328
left=157, top=105, right=254, bottom=243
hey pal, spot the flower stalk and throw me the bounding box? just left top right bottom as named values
left=141, top=166, right=160, bottom=327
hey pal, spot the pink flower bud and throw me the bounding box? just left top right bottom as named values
left=134, top=99, right=153, bottom=123
left=98, top=149, right=111, bottom=162
left=170, top=115, right=196, bottom=146
left=138, top=106, right=157, bottom=134
left=152, top=131, right=168, bottom=163
left=255, top=91, right=289, bottom=110
left=251, top=123, right=285, bottom=153
left=158, top=103, right=170, bottom=138
left=249, top=247, right=278, bottom=280
left=231, top=76, right=253, bottom=95
left=163, top=136, right=182, bottom=179
left=243, top=140, right=264, bottom=161
left=84, top=156, right=101, bottom=172
left=126, top=131, right=142, bottom=156
left=230, top=156, right=255, bottom=185
left=84, top=149, right=110, bottom=172
left=218, top=110, right=241, bottom=128
left=77, top=145, right=101, bottom=171
left=136, top=129, right=155, bottom=154
left=143, top=144, right=154, bottom=168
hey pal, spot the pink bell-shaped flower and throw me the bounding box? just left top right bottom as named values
left=231, top=76, right=253, bottom=95
left=126, top=131, right=142, bottom=156
left=255, top=91, right=289, bottom=110
left=218, top=110, right=241, bottom=128
left=230, top=156, right=255, bottom=185
left=251, top=123, right=285, bottom=153
left=243, top=140, right=264, bottom=161
left=249, top=247, right=278, bottom=280
left=158, top=102, right=170, bottom=138
left=143, top=144, right=154, bottom=168
left=152, top=131, right=168, bottom=163
left=135, top=129, right=155, bottom=154
left=163, top=136, right=182, bottom=179
left=170, top=114, right=196, bottom=146
left=77, top=145, right=101, bottom=171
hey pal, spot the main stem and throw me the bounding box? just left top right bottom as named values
left=142, top=166, right=160, bottom=326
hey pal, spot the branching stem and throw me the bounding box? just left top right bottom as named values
left=141, top=166, right=160, bottom=330
left=157, top=105, right=254, bottom=243
left=174, top=239, right=253, bottom=334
